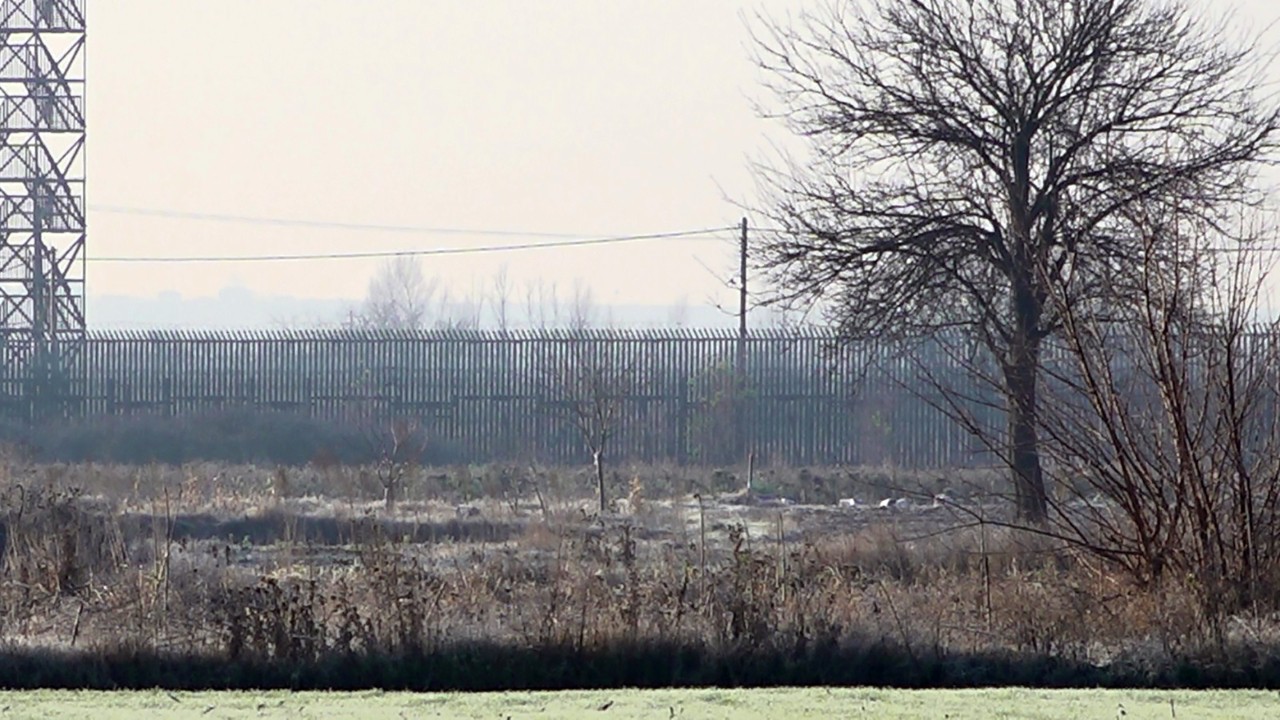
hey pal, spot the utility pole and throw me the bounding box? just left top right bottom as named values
left=738, top=217, right=748, bottom=350
left=737, top=217, right=750, bottom=469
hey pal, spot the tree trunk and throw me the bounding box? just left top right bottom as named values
left=593, top=449, right=607, bottom=515
left=384, top=476, right=398, bottom=514
left=1005, top=328, right=1048, bottom=523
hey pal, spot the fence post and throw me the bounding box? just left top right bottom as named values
left=676, top=375, right=690, bottom=464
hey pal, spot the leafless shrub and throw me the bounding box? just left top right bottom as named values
left=1038, top=206, right=1280, bottom=623
left=0, top=484, right=125, bottom=603
left=362, top=418, right=428, bottom=513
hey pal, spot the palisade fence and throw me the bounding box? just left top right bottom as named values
left=0, top=328, right=1002, bottom=468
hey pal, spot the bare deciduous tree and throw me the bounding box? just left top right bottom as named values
left=518, top=277, right=616, bottom=330
left=364, top=416, right=428, bottom=513
left=568, top=280, right=598, bottom=331
left=542, top=339, right=634, bottom=515
left=490, top=265, right=512, bottom=333
left=349, top=256, right=481, bottom=330
left=349, top=256, right=437, bottom=330
left=524, top=278, right=563, bottom=330
left=749, top=0, right=1278, bottom=521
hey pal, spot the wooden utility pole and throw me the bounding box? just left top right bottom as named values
left=737, top=217, right=749, bottom=465
left=738, top=217, right=748, bottom=363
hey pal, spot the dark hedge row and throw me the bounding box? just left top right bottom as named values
left=2, top=640, right=1277, bottom=691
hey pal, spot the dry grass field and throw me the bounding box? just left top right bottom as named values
left=0, top=454, right=1278, bottom=689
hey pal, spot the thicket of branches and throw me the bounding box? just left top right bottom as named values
left=1036, top=208, right=1280, bottom=620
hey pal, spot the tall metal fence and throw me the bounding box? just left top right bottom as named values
left=0, top=328, right=999, bottom=467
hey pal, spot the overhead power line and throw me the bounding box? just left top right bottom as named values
left=88, top=226, right=736, bottom=263
left=89, top=204, right=626, bottom=239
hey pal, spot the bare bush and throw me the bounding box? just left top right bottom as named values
left=1039, top=207, right=1280, bottom=622
left=363, top=418, right=428, bottom=513
left=0, top=484, right=125, bottom=604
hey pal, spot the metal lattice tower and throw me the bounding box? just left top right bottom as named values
left=0, top=0, right=86, bottom=415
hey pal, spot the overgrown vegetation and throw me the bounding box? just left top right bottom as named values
left=1, top=459, right=1280, bottom=690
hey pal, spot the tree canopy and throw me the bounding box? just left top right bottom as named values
left=750, top=0, right=1279, bottom=519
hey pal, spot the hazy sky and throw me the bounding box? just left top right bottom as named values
left=86, top=0, right=1280, bottom=312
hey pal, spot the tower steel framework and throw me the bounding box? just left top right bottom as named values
left=0, top=0, right=86, bottom=417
